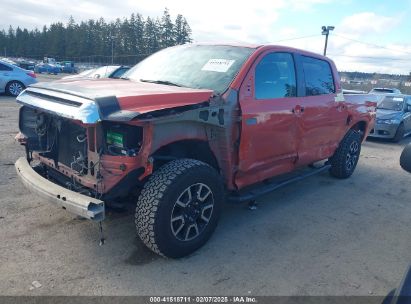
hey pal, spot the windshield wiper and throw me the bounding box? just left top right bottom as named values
left=139, top=79, right=182, bottom=87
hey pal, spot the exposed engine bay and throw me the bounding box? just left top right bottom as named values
left=19, top=105, right=144, bottom=198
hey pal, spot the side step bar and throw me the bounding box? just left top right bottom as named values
left=228, top=163, right=331, bottom=203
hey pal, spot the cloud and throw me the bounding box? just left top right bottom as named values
left=289, top=0, right=333, bottom=11
left=339, top=12, right=401, bottom=35
left=0, top=1, right=410, bottom=74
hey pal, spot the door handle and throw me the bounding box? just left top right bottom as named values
left=292, top=105, right=304, bottom=114
left=336, top=104, right=345, bottom=111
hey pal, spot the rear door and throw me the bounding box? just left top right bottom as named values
left=294, top=55, right=348, bottom=165
left=236, top=51, right=301, bottom=187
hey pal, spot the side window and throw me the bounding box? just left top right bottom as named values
left=255, top=53, right=296, bottom=99
left=301, top=56, right=335, bottom=96
left=0, top=63, right=13, bottom=71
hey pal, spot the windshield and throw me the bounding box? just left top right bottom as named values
left=124, top=45, right=255, bottom=94
left=93, top=66, right=119, bottom=78
left=377, top=96, right=404, bottom=111
left=79, top=69, right=95, bottom=76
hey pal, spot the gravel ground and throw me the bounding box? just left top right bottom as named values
left=0, top=75, right=410, bottom=296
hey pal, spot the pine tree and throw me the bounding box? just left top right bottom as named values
left=144, top=17, right=160, bottom=54
left=160, top=8, right=175, bottom=48
left=0, top=8, right=192, bottom=64
left=181, top=17, right=192, bottom=44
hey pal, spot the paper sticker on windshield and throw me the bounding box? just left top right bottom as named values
left=393, top=97, right=404, bottom=102
left=202, top=59, right=235, bottom=73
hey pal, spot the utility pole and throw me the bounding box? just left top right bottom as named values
left=110, top=32, right=116, bottom=64
left=4, top=47, right=6, bottom=57
left=321, top=26, right=335, bottom=56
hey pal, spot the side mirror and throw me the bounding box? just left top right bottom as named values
left=400, top=144, right=411, bottom=173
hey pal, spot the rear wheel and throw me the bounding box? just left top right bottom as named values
left=329, top=129, right=361, bottom=179
left=6, top=81, right=25, bottom=97
left=135, top=159, right=223, bottom=258
left=392, top=123, right=405, bottom=143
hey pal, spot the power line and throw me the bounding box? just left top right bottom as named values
left=273, top=34, right=319, bottom=43
left=333, top=33, right=411, bottom=56
left=328, top=54, right=411, bottom=61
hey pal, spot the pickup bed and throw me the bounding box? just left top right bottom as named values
left=14, top=44, right=376, bottom=258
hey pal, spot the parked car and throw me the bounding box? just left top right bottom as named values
left=0, top=59, right=37, bottom=96
left=370, top=87, right=402, bottom=94
left=60, top=61, right=77, bottom=74
left=16, top=60, right=36, bottom=71
left=34, top=63, right=60, bottom=75
left=61, top=65, right=130, bottom=80
left=368, top=94, right=411, bottom=142
left=14, top=44, right=377, bottom=258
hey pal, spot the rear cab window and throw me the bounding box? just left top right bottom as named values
left=301, top=56, right=335, bottom=96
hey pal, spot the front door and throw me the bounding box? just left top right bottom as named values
left=236, top=51, right=300, bottom=188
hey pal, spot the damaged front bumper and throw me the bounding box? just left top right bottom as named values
left=15, top=157, right=105, bottom=221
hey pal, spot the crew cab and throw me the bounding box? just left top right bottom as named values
left=14, top=44, right=377, bottom=258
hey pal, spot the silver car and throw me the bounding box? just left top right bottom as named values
left=0, top=59, right=38, bottom=96
left=368, top=94, right=411, bottom=142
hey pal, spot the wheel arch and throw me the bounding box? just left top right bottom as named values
left=151, top=139, right=220, bottom=172
left=349, top=120, right=368, bottom=140
left=6, top=79, right=25, bottom=88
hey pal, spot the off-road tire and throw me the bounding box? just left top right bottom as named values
left=392, top=123, right=405, bottom=143
left=329, top=129, right=361, bottom=179
left=135, top=159, right=223, bottom=258
left=6, top=81, right=25, bottom=97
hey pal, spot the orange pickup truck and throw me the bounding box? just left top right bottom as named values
left=14, top=44, right=376, bottom=257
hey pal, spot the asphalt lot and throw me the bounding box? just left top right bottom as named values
left=0, top=75, right=410, bottom=296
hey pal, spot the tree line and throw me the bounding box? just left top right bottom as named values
left=0, top=8, right=192, bottom=64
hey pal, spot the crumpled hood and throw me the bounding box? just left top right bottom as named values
left=18, top=79, right=214, bottom=123
left=31, top=78, right=214, bottom=112
left=376, top=109, right=403, bottom=120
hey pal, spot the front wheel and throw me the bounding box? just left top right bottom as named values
left=329, top=129, right=362, bottom=179
left=135, top=159, right=223, bottom=258
left=392, top=123, right=405, bottom=143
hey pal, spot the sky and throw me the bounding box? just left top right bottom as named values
left=1, top=0, right=411, bottom=74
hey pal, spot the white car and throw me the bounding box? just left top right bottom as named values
left=0, top=59, right=38, bottom=96
left=62, top=65, right=130, bottom=80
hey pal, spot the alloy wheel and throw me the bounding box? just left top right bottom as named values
left=170, top=183, right=214, bottom=242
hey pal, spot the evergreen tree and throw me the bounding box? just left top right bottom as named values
left=174, top=15, right=192, bottom=45
left=144, top=17, right=160, bottom=54
left=0, top=8, right=192, bottom=64
left=160, top=8, right=175, bottom=48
